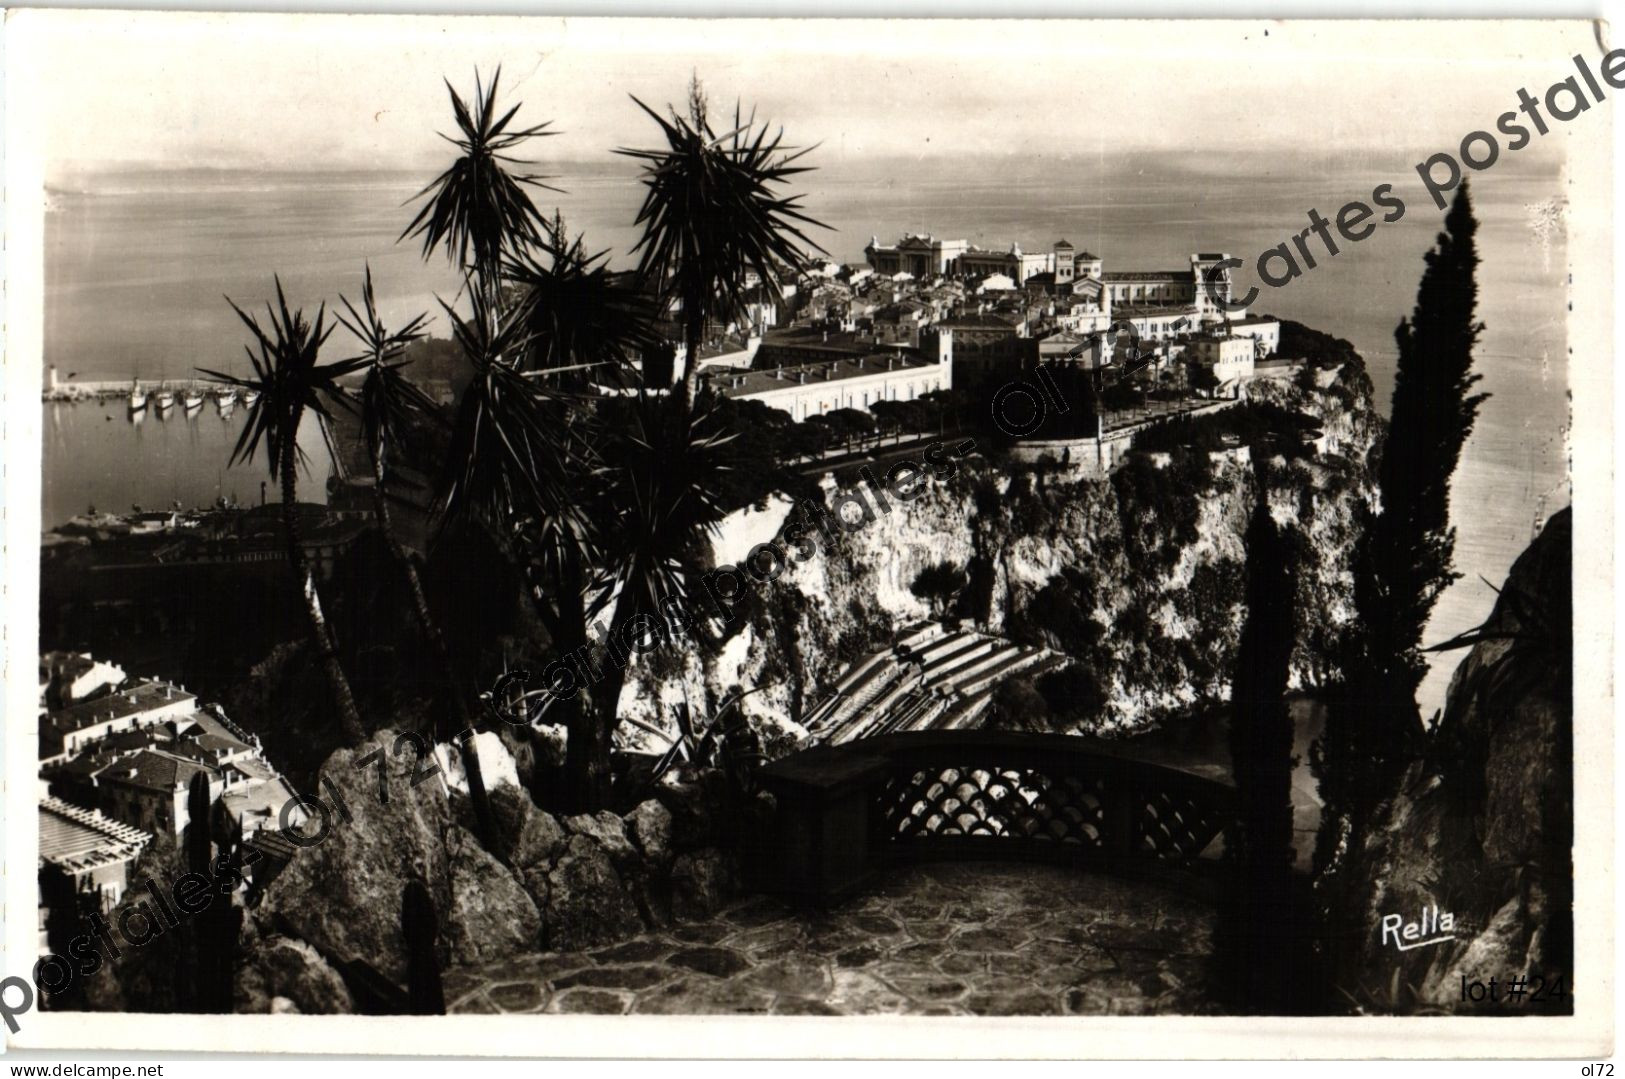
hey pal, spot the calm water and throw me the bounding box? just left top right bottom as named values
left=43, top=155, right=1571, bottom=715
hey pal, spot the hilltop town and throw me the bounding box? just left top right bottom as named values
left=686, top=234, right=1291, bottom=424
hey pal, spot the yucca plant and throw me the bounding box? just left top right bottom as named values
left=202, top=277, right=369, bottom=746
left=502, top=220, right=664, bottom=388
left=569, top=393, right=736, bottom=806
left=335, top=266, right=475, bottom=735
left=618, top=82, right=828, bottom=410
left=402, top=67, right=557, bottom=302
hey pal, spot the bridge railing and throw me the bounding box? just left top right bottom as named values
left=754, top=730, right=1237, bottom=906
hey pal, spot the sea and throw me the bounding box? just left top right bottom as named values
left=42, top=153, right=1571, bottom=717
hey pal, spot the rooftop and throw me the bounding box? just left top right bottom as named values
left=39, top=796, right=151, bottom=874
left=938, top=313, right=1021, bottom=330
left=43, top=680, right=195, bottom=742
left=97, top=747, right=218, bottom=793
left=715, top=351, right=938, bottom=399
left=1101, top=270, right=1196, bottom=283
left=757, top=327, right=880, bottom=359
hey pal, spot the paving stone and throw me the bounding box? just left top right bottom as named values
left=552, top=964, right=673, bottom=991
left=548, top=987, right=631, bottom=1014
left=890, top=940, right=945, bottom=963
left=848, top=913, right=904, bottom=935
left=588, top=937, right=675, bottom=964
left=723, top=921, right=805, bottom=956
left=448, top=991, right=500, bottom=1014
left=771, top=996, right=844, bottom=1016
left=1092, top=922, right=1179, bottom=952
left=834, top=944, right=885, bottom=968
left=738, top=956, right=833, bottom=998
left=722, top=897, right=793, bottom=928
left=887, top=974, right=972, bottom=1002
left=443, top=861, right=1218, bottom=1017
left=953, top=926, right=1032, bottom=952
left=669, top=921, right=732, bottom=944
left=935, top=951, right=990, bottom=977
left=826, top=970, right=915, bottom=1013
left=963, top=988, right=1063, bottom=1016
left=486, top=981, right=547, bottom=1012
left=668, top=946, right=751, bottom=978
left=634, top=977, right=773, bottom=1015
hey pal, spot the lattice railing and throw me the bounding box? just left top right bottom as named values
left=870, top=741, right=1235, bottom=870
left=882, top=766, right=1108, bottom=847
left=757, top=730, right=1239, bottom=905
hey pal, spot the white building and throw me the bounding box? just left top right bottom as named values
left=1188, top=335, right=1257, bottom=390
left=1226, top=315, right=1282, bottom=357
left=716, top=330, right=953, bottom=422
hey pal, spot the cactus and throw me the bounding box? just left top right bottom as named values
left=185, top=772, right=242, bottom=1014
left=402, top=880, right=446, bottom=1014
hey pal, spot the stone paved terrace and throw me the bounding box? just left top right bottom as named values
left=444, top=862, right=1221, bottom=1016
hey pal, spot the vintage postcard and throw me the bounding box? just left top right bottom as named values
left=1, top=12, right=1612, bottom=1059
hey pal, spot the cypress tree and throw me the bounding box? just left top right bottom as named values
left=1313, top=182, right=1489, bottom=926
left=1219, top=474, right=1303, bottom=1012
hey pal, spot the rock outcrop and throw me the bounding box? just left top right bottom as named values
left=1341, top=508, right=1571, bottom=1012
left=237, top=737, right=745, bottom=1006
left=615, top=364, right=1380, bottom=745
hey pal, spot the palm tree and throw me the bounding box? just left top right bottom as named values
left=432, top=276, right=586, bottom=837
left=575, top=393, right=735, bottom=806
left=202, top=278, right=369, bottom=745
left=402, top=67, right=556, bottom=301
left=335, top=266, right=466, bottom=724
left=502, top=223, right=663, bottom=388
left=618, top=81, right=829, bottom=410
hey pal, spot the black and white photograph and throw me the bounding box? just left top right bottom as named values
left=2, top=11, right=1611, bottom=1059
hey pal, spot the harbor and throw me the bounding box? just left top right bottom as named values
left=42, top=368, right=249, bottom=406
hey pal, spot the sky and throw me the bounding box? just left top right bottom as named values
left=12, top=14, right=1606, bottom=178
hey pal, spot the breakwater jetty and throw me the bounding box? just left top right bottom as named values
left=42, top=373, right=233, bottom=403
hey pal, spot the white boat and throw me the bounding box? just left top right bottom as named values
left=156, top=387, right=175, bottom=410
left=213, top=387, right=238, bottom=406
left=243, top=390, right=261, bottom=407
left=128, top=381, right=147, bottom=411
left=216, top=394, right=237, bottom=420
left=182, top=389, right=205, bottom=411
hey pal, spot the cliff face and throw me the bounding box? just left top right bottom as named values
left=618, top=362, right=1382, bottom=749
left=1339, top=508, right=1572, bottom=1012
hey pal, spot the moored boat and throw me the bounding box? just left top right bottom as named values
left=156, top=386, right=175, bottom=410
left=128, top=381, right=147, bottom=411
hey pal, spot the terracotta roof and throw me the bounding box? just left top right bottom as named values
left=98, top=748, right=217, bottom=793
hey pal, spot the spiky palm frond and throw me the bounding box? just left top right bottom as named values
left=588, top=394, right=736, bottom=623
left=402, top=67, right=558, bottom=281
left=616, top=95, right=829, bottom=402
left=501, top=228, right=662, bottom=381
left=336, top=264, right=436, bottom=458
left=201, top=276, right=365, bottom=480
left=434, top=278, right=587, bottom=550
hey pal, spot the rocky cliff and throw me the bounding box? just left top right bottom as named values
left=1337, top=507, right=1572, bottom=1013
left=618, top=360, right=1382, bottom=750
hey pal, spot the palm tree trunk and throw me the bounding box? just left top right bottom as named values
left=281, top=425, right=367, bottom=746
left=678, top=313, right=703, bottom=413
left=369, top=441, right=501, bottom=854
